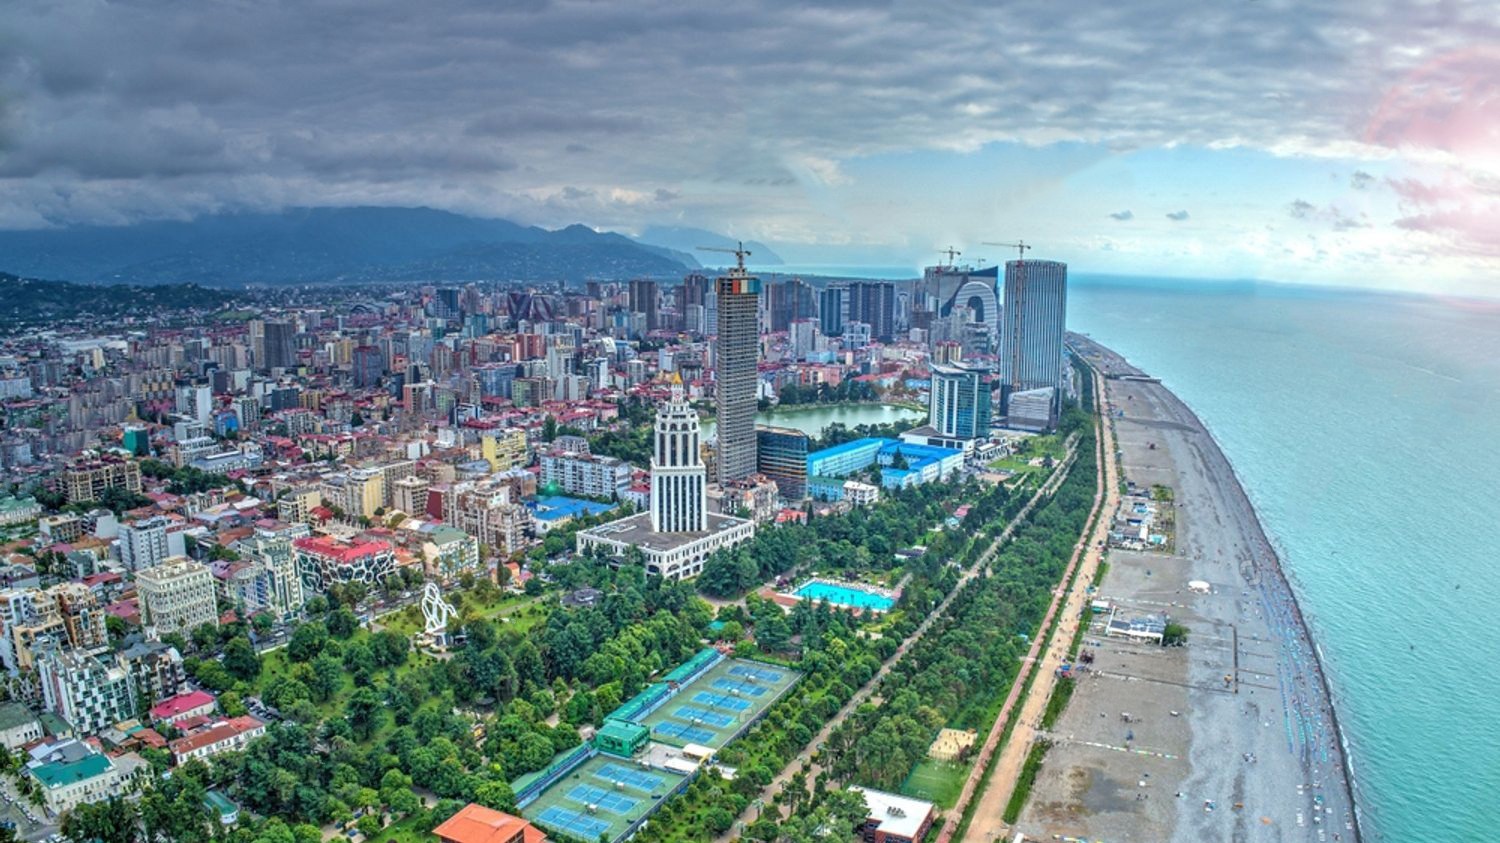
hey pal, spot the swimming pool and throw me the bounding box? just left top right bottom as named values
left=793, top=581, right=896, bottom=611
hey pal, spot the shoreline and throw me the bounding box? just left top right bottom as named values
left=1143, top=365, right=1364, bottom=843
left=1025, top=334, right=1362, bottom=843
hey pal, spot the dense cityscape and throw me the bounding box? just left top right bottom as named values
left=0, top=248, right=1088, bottom=843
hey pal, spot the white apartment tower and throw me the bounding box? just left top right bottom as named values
left=136, top=557, right=219, bottom=636
left=651, top=381, right=707, bottom=534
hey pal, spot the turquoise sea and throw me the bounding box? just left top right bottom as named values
left=1069, top=276, right=1500, bottom=842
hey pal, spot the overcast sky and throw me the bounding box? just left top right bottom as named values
left=3, top=0, right=1497, bottom=293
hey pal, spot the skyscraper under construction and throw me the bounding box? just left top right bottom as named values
left=714, top=255, right=761, bottom=485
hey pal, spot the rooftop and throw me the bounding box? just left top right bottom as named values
left=577, top=511, right=749, bottom=552
left=434, top=803, right=546, bottom=843
left=527, top=495, right=617, bottom=523
left=149, top=690, right=215, bottom=720
left=292, top=534, right=392, bottom=562
left=850, top=785, right=935, bottom=840
left=30, top=752, right=111, bottom=789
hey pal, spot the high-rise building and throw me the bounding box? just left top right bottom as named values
left=847, top=282, right=896, bottom=342
left=118, top=516, right=175, bottom=572
left=756, top=426, right=809, bottom=500
left=714, top=260, right=761, bottom=485
left=62, top=455, right=141, bottom=504
left=651, top=382, right=707, bottom=533
left=928, top=363, right=992, bottom=442
left=352, top=345, right=384, bottom=389
left=819, top=286, right=846, bottom=337
left=37, top=650, right=136, bottom=735
left=766, top=278, right=815, bottom=333
left=1000, top=259, right=1068, bottom=406
left=629, top=279, right=660, bottom=333
left=136, top=556, right=219, bottom=636
left=262, top=320, right=297, bottom=371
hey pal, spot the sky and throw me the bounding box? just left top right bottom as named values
left=1, top=0, right=1497, bottom=294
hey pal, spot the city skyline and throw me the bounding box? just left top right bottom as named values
left=2, top=2, right=1495, bottom=295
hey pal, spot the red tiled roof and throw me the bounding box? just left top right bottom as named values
left=293, top=535, right=392, bottom=563
left=150, top=690, right=216, bottom=720
left=169, top=715, right=263, bottom=756
left=433, top=804, right=546, bottom=843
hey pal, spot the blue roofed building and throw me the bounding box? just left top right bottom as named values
left=527, top=495, right=618, bottom=534
left=804, top=438, right=963, bottom=493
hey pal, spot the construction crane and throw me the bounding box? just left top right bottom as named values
left=697, top=242, right=752, bottom=271
left=940, top=246, right=962, bottom=267
left=983, top=240, right=1033, bottom=261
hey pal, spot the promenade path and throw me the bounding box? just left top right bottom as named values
left=718, top=437, right=1080, bottom=840
left=953, top=356, right=1118, bottom=843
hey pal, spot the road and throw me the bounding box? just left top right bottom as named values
left=953, top=352, right=1117, bottom=843
left=720, top=437, right=1081, bottom=840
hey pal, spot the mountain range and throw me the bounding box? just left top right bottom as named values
left=0, top=207, right=775, bottom=287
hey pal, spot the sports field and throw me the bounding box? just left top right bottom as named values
left=900, top=757, right=968, bottom=808
left=639, top=657, right=800, bottom=750
left=521, top=753, right=687, bottom=843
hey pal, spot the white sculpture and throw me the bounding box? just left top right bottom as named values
left=421, top=581, right=458, bottom=636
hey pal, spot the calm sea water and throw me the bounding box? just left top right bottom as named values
left=1069, top=276, right=1500, bottom=841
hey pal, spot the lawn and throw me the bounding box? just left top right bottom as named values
left=900, top=758, right=968, bottom=808
left=363, top=814, right=429, bottom=843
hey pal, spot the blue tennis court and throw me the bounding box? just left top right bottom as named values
left=595, top=762, right=665, bottom=791
left=536, top=806, right=612, bottom=839
left=712, top=677, right=767, bottom=697
left=728, top=663, right=784, bottom=683
left=692, top=690, right=751, bottom=711
left=565, top=784, right=639, bottom=815
left=653, top=720, right=717, bottom=744
left=675, top=705, right=735, bottom=727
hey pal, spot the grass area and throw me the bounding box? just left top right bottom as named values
left=364, top=814, right=428, bottom=843
left=1040, top=677, right=1076, bottom=731
left=1002, top=740, right=1052, bottom=824
left=900, top=758, right=968, bottom=808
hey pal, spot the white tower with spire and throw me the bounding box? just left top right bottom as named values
left=651, top=377, right=707, bottom=533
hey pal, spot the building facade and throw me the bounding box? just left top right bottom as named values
left=136, top=557, right=220, bottom=636
left=756, top=426, right=810, bottom=500
left=651, top=383, right=707, bottom=534
left=1000, top=259, right=1068, bottom=403
left=714, top=267, right=761, bottom=484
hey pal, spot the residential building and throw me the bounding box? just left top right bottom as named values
left=392, top=475, right=430, bottom=515
left=419, top=525, right=482, bottom=580
left=819, top=286, right=846, bottom=337
left=447, top=484, right=532, bottom=558
left=118, top=515, right=175, bottom=572
left=38, top=514, right=85, bottom=544
left=137, top=557, right=219, bottom=636
left=277, top=488, right=322, bottom=524
left=119, top=639, right=186, bottom=703
left=37, top=649, right=137, bottom=735
left=62, top=455, right=142, bottom=504
left=540, top=450, right=631, bottom=500
left=0, top=584, right=110, bottom=672
left=847, top=281, right=896, bottom=342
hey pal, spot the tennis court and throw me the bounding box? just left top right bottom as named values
left=535, top=806, right=612, bottom=839
left=565, top=784, right=639, bottom=814
left=640, top=657, right=801, bottom=750
left=673, top=705, right=736, bottom=727
left=594, top=762, right=665, bottom=792
left=521, top=752, right=688, bottom=843
left=711, top=677, right=767, bottom=697
left=728, top=663, right=785, bottom=683
left=651, top=720, right=717, bottom=744
left=691, top=690, right=751, bottom=711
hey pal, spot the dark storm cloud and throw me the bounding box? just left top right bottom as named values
left=1, top=0, right=1494, bottom=231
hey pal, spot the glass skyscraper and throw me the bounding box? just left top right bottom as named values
left=1000, top=259, right=1068, bottom=398
left=715, top=266, right=761, bottom=485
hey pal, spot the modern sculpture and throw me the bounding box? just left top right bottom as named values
left=420, top=581, right=458, bottom=644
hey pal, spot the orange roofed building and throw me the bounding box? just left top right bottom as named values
left=433, top=804, right=546, bottom=843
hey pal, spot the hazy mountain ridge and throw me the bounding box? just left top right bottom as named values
left=0, top=207, right=711, bottom=286
left=0, top=272, right=239, bottom=329
left=634, top=225, right=783, bottom=265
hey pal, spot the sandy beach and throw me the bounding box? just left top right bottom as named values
left=1008, top=336, right=1360, bottom=843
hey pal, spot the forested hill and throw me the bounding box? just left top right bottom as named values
left=0, top=272, right=238, bottom=330
left=0, top=207, right=703, bottom=286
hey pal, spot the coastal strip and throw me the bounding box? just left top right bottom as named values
left=997, top=335, right=1362, bottom=843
